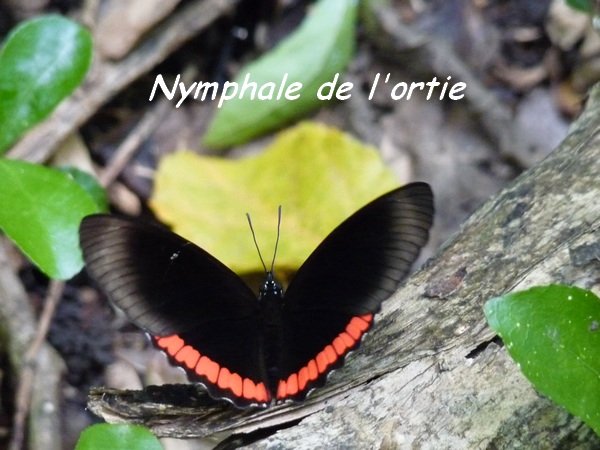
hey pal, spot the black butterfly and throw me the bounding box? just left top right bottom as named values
left=79, top=182, right=434, bottom=408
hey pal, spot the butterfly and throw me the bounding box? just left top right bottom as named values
left=79, top=182, right=434, bottom=408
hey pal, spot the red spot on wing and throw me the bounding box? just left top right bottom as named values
left=316, top=350, right=328, bottom=373
left=174, top=345, right=200, bottom=369
left=286, top=373, right=299, bottom=395
left=351, top=315, right=371, bottom=330
left=243, top=378, right=256, bottom=399
left=255, top=383, right=269, bottom=402
left=217, top=367, right=231, bottom=389
left=298, top=367, right=309, bottom=390
left=229, top=372, right=243, bottom=397
left=153, top=335, right=270, bottom=407
left=276, top=314, right=375, bottom=402
left=307, top=359, right=318, bottom=380
left=156, top=335, right=184, bottom=354
left=339, top=332, right=354, bottom=347
left=332, top=336, right=346, bottom=355
left=324, top=345, right=336, bottom=363
left=199, top=356, right=219, bottom=383
left=277, top=380, right=287, bottom=399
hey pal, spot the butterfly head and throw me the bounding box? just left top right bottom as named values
left=247, top=207, right=284, bottom=303
left=259, top=271, right=283, bottom=301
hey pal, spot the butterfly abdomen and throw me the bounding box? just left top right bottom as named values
left=257, top=272, right=286, bottom=396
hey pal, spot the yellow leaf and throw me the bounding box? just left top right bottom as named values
left=151, top=122, right=400, bottom=275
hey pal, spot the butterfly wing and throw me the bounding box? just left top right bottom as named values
left=276, top=183, right=434, bottom=402
left=79, top=215, right=270, bottom=408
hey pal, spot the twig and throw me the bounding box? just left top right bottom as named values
left=9, top=280, right=65, bottom=450
left=98, top=98, right=171, bottom=188
left=0, top=239, right=63, bottom=450
left=98, top=66, right=197, bottom=189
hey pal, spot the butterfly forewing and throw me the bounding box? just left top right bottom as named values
left=275, top=183, right=434, bottom=402
left=79, top=215, right=270, bottom=407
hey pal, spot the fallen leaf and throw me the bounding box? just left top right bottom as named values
left=152, top=122, right=400, bottom=274
left=202, top=0, right=357, bottom=148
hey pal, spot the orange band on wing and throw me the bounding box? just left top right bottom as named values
left=154, top=335, right=270, bottom=405
left=276, top=314, right=374, bottom=400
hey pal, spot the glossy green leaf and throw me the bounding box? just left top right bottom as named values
left=75, top=424, right=163, bottom=450
left=484, top=285, right=600, bottom=434
left=57, top=166, right=109, bottom=212
left=566, top=0, right=593, bottom=13
left=153, top=122, right=399, bottom=274
left=0, top=159, right=100, bottom=279
left=0, top=15, right=93, bottom=153
left=203, top=0, right=357, bottom=148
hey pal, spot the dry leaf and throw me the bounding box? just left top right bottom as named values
left=151, top=122, right=400, bottom=274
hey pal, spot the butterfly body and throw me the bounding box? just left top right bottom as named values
left=79, top=183, right=434, bottom=408
left=256, top=273, right=285, bottom=393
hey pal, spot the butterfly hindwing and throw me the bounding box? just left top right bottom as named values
left=276, top=183, right=434, bottom=402
left=79, top=215, right=270, bottom=407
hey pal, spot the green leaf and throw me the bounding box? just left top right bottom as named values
left=484, top=285, right=600, bottom=434
left=203, top=0, right=357, bottom=148
left=56, top=166, right=109, bottom=212
left=75, top=424, right=163, bottom=450
left=0, top=159, right=100, bottom=279
left=566, top=0, right=593, bottom=13
left=0, top=15, right=93, bottom=154
left=152, top=121, right=400, bottom=274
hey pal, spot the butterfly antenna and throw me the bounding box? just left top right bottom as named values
left=270, top=206, right=282, bottom=273
left=246, top=212, right=268, bottom=273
